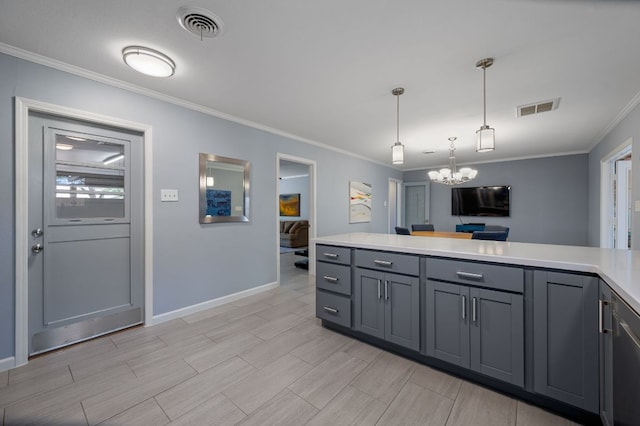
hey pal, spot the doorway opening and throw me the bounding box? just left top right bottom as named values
left=388, top=178, right=402, bottom=233
left=276, top=155, right=316, bottom=284
left=403, top=182, right=431, bottom=231
left=601, top=139, right=632, bottom=249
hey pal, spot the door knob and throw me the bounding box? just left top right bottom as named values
left=32, top=244, right=44, bottom=253
left=32, top=228, right=43, bottom=237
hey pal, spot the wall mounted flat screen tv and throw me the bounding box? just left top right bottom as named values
left=452, top=186, right=511, bottom=217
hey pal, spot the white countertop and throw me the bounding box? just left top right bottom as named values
left=313, top=232, right=640, bottom=314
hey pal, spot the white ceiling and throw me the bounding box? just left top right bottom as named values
left=2, top=0, right=640, bottom=170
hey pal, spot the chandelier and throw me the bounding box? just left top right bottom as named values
left=428, top=137, right=478, bottom=185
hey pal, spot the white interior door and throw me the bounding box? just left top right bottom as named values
left=27, top=113, right=144, bottom=355
left=404, top=182, right=430, bottom=229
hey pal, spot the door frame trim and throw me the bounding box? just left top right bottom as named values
left=14, top=97, right=153, bottom=367
left=276, top=153, right=317, bottom=279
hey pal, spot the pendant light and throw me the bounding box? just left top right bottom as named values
left=391, top=87, right=405, bottom=164
left=476, top=58, right=495, bottom=152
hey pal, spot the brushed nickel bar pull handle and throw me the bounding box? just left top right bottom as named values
left=461, top=295, right=467, bottom=320
left=374, top=260, right=393, bottom=267
left=599, top=300, right=611, bottom=334
left=456, top=271, right=484, bottom=280
left=323, top=306, right=339, bottom=314
left=385, top=280, right=389, bottom=301
left=378, top=279, right=382, bottom=299
left=323, top=275, right=339, bottom=282
left=323, top=253, right=339, bottom=259
left=472, top=297, right=478, bottom=323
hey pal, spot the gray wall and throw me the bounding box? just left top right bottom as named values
left=279, top=175, right=309, bottom=221
left=404, top=154, right=589, bottom=245
left=0, top=53, right=401, bottom=360
left=588, top=101, right=640, bottom=248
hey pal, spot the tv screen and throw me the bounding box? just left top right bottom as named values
left=452, top=186, right=511, bottom=217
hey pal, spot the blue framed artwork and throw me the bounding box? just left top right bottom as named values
left=206, top=189, right=231, bottom=216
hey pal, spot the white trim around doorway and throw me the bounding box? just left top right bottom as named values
left=600, top=138, right=632, bottom=248
left=13, top=97, right=154, bottom=368
left=276, top=154, right=317, bottom=282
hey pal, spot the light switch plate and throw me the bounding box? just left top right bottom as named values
left=161, top=189, right=179, bottom=202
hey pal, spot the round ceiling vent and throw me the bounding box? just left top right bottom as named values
left=177, top=6, right=224, bottom=39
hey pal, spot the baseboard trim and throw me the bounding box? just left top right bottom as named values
left=0, top=356, right=16, bottom=372
left=149, top=281, right=279, bottom=325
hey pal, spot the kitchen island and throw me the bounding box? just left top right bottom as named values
left=313, top=232, right=640, bottom=425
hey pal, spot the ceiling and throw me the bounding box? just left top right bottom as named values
left=2, top=0, right=640, bottom=170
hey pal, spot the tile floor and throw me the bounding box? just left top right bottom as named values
left=0, top=253, right=579, bottom=425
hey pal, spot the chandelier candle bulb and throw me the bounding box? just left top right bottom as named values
left=428, top=137, right=478, bottom=186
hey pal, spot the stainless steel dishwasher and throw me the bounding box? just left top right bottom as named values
left=612, top=292, right=640, bottom=426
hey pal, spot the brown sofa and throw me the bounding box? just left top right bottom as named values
left=280, top=220, right=309, bottom=248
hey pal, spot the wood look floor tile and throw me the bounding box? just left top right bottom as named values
left=167, top=393, right=246, bottom=426
left=216, top=301, right=274, bottom=322
left=205, top=314, right=266, bottom=342
left=351, top=351, right=415, bottom=404
left=290, top=332, right=350, bottom=365
left=236, top=389, right=318, bottom=426
left=305, top=385, right=386, bottom=426
left=5, top=402, right=86, bottom=426
left=296, top=292, right=315, bottom=305
left=181, top=303, right=237, bottom=324
left=127, top=335, right=214, bottom=377
left=69, top=337, right=167, bottom=381
left=158, top=316, right=228, bottom=346
left=446, top=381, right=517, bottom=426
left=0, top=363, right=73, bottom=408
left=288, top=351, right=368, bottom=409
left=0, top=370, right=7, bottom=388
left=111, top=319, right=188, bottom=346
left=100, top=398, right=169, bottom=426
left=254, top=299, right=308, bottom=320
left=238, top=322, right=324, bottom=369
left=155, top=356, right=255, bottom=421
left=378, top=381, right=454, bottom=425
left=184, top=332, right=262, bottom=373
left=82, top=359, right=196, bottom=425
left=248, top=313, right=306, bottom=340
left=516, top=401, right=579, bottom=426
left=222, top=353, right=312, bottom=414
left=340, top=339, right=383, bottom=364
left=4, top=364, right=135, bottom=424
left=409, top=363, right=462, bottom=401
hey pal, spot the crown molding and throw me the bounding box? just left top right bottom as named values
left=0, top=42, right=393, bottom=170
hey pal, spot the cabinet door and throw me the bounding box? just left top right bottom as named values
left=533, top=271, right=599, bottom=413
left=469, top=287, right=524, bottom=387
left=599, top=282, right=614, bottom=426
left=426, top=280, right=470, bottom=368
left=384, top=273, right=419, bottom=351
left=354, top=268, right=385, bottom=339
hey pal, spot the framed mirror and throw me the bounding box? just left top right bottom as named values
left=199, top=153, right=250, bottom=223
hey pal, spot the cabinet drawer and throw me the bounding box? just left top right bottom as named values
left=316, top=262, right=351, bottom=296
left=354, top=249, right=419, bottom=276
left=317, top=244, right=352, bottom=265
left=426, top=257, right=523, bottom=293
left=316, top=290, right=351, bottom=328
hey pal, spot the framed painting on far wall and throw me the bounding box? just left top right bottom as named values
left=349, top=181, right=372, bottom=223
left=280, top=193, right=301, bottom=216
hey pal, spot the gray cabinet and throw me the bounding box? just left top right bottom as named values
left=599, top=281, right=613, bottom=426
left=353, top=267, right=420, bottom=351
left=316, top=244, right=352, bottom=328
left=426, top=276, right=524, bottom=387
left=533, top=270, right=598, bottom=413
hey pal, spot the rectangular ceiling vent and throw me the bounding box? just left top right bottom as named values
left=517, top=98, right=560, bottom=117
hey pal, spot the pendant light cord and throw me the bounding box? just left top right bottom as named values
left=396, top=92, right=400, bottom=143
left=483, top=65, right=487, bottom=127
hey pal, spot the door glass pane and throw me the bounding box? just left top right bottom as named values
left=54, top=134, right=126, bottom=219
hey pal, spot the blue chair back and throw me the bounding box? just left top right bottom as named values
left=471, top=231, right=509, bottom=241
left=411, top=224, right=434, bottom=232
left=484, top=225, right=510, bottom=237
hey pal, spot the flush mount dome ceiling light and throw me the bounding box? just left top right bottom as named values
left=122, top=46, right=176, bottom=77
